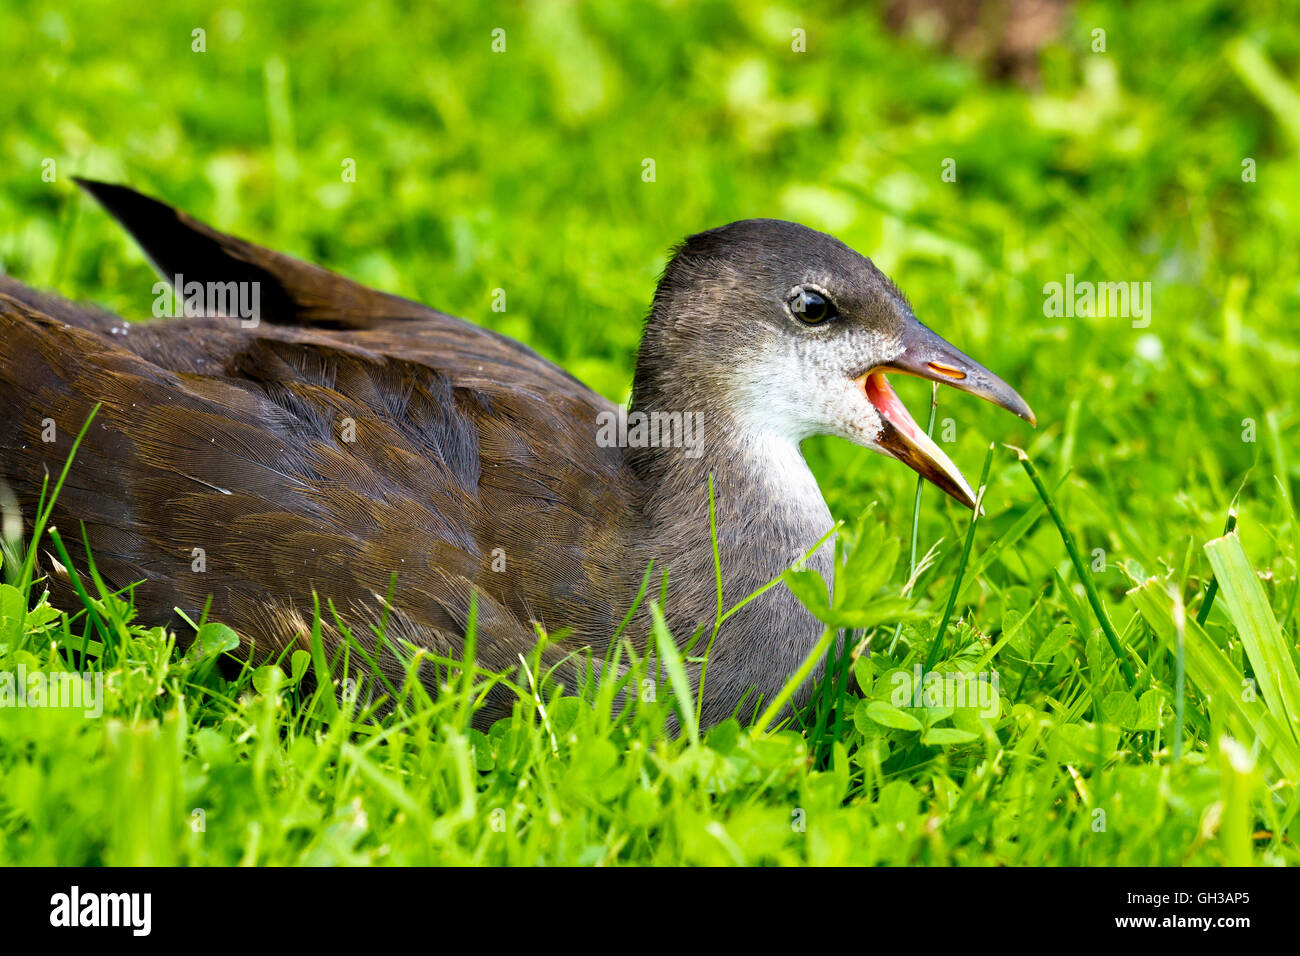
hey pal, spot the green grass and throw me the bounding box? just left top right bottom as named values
left=1, top=0, right=1299, bottom=865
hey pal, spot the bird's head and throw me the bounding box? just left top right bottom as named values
left=634, top=219, right=1035, bottom=508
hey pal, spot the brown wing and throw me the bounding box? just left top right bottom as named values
left=0, top=186, right=637, bottom=720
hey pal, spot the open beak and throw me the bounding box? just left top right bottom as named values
left=855, top=315, right=1035, bottom=510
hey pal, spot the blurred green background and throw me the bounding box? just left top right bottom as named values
left=2, top=0, right=1299, bottom=866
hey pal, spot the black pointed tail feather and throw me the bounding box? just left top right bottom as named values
left=73, top=178, right=434, bottom=330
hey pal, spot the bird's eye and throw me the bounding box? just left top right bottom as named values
left=789, top=287, right=838, bottom=324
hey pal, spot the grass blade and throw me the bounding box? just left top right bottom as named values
left=751, top=624, right=836, bottom=737
left=650, top=601, right=699, bottom=745
left=17, top=404, right=101, bottom=597
left=1130, top=578, right=1300, bottom=780
left=1196, top=507, right=1239, bottom=626
left=1011, top=445, right=1137, bottom=688
left=1204, top=530, right=1300, bottom=738
left=924, top=442, right=994, bottom=670
left=889, top=383, right=938, bottom=654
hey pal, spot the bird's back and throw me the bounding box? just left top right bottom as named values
left=0, top=185, right=638, bottom=719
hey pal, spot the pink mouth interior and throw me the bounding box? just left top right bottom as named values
left=862, top=371, right=922, bottom=440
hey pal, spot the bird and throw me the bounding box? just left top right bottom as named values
left=0, top=180, right=1034, bottom=728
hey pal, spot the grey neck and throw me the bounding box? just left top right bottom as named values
left=625, top=389, right=836, bottom=724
